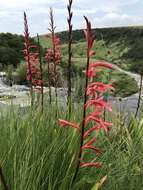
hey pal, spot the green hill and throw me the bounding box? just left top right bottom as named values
left=0, top=27, right=141, bottom=97
left=35, top=26, right=143, bottom=98
left=38, top=26, right=143, bottom=72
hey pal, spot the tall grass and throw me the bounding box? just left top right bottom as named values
left=0, top=105, right=143, bottom=189
left=0, top=2, right=143, bottom=190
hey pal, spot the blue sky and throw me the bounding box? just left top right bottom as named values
left=0, top=0, right=143, bottom=36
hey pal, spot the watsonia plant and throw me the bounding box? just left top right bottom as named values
left=45, top=8, right=61, bottom=105
left=23, top=12, right=44, bottom=108
left=58, top=16, right=114, bottom=184
left=24, top=12, right=33, bottom=105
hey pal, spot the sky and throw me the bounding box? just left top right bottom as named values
left=0, top=0, right=143, bottom=36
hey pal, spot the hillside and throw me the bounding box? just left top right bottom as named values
left=38, top=26, right=143, bottom=72
left=0, top=27, right=141, bottom=98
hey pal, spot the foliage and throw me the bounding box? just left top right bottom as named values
left=13, top=62, right=27, bottom=85
left=111, top=71, right=138, bottom=97
left=0, top=7, right=143, bottom=190
left=0, top=46, right=20, bottom=67
left=74, top=70, right=138, bottom=100
left=39, top=26, right=143, bottom=74
left=0, top=33, right=40, bottom=68
left=0, top=106, right=143, bottom=189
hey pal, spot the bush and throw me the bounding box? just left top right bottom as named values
left=13, top=62, right=27, bottom=85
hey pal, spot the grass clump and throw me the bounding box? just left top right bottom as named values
left=0, top=106, right=143, bottom=190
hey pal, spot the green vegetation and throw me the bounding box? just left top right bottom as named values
left=0, top=25, right=143, bottom=190
left=0, top=27, right=141, bottom=97
left=111, top=71, right=138, bottom=97
left=0, top=106, right=143, bottom=190
left=34, top=26, right=143, bottom=98
left=39, top=26, right=143, bottom=72
left=0, top=33, right=39, bottom=68
left=0, top=33, right=24, bottom=67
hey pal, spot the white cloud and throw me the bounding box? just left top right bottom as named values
left=0, top=0, right=143, bottom=35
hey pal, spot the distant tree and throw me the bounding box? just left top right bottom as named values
left=0, top=46, right=20, bottom=67
left=0, top=33, right=39, bottom=68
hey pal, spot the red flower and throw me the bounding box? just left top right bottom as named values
left=85, top=99, right=112, bottom=112
left=58, top=17, right=114, bottom=173
left=53, top=35, right=60, bottom=46
left=80, top=162, right=102, bottom=168
left=58, top=119, right=81, bottom=132
left=83, top=67, right=97, bottom=78
left=87, top=82, right=114, bottom=98
left=23, top=12, right=43, bottom=92
left=84, top=16, right=95, bottom=52
left=89, top=61, right=113, bottom=70
left=83, top=125, right=101, bottom=138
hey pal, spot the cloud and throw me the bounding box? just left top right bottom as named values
left=94, top=12, right=143, bottom=28
left=0, top=0, right=143, bottom=35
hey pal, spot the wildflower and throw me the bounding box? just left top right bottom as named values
left=23, top=12, right=43, bottom=94
left=58, top=119, right=80, bottom=132
left=59, top=17, right=114, bottom=184
left=80, top=162, right=102, bottom=168
left=44, top=8, right=61, bottom=105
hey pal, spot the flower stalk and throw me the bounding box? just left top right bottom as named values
left=24, top=12, right=33, bottom=106
left=58, top=17, right=114, bottom=185
left=49, top=8, right=58, bottom=107
left=67, top=0, right=73, bottom=114
left=45, top=8, right=61, bottom=107
left=71, top=17, right=95, bottom=183
left=23, top=12, right=44, bottom=108
left=135, top=74, right=143, bottom=117
left=37, top=33, right=44, bottom=113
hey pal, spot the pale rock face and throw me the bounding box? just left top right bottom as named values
left=0, top=67, right=142, bottom=117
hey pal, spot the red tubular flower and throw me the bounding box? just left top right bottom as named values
left=81, top=145, right=102, bottom=155
left=83, top=67, right=97, bottom=78
left=84, top=16, right=95, bottom=53
left=58, top=119, right=81, bottom=132
left=45, top=41, right=61, bottom=65
left=80, top=162, right=102, bottom=168
left=83, top=136, right=96, bottom=146
left=23, top=12, right=43, bottom=94
left=89, top=61, right=113, bottom=69
left=83, top=125, right=101, bottom=138
left=53, top=35, right=61, bottom=46
left=87, top=82, right=114, bottom=94
left=24, top=12, right=32, bottom=89
left=80, top=17, right=113, bottom=169
left=58, top=17, right=114, bottom=182
left=85, top=99, right=112, bottom=112
left=89, top=50, right=96, bottom=57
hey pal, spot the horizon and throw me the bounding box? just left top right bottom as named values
left=1, top=25, right=143, bottom=37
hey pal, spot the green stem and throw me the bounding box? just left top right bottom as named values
left=135, top=74, right=142, bottom=118
left=37, top=34, right=44, bottom=113
left=71, top=55, right=90, bottom=185
left=67, top=0, right=73, bottom=115
left=0, top=166, right=9, bottom=190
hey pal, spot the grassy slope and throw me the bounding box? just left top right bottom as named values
left=38, top=26, right=143, bottom=70
left=35, top=26, right=141, bottom=97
